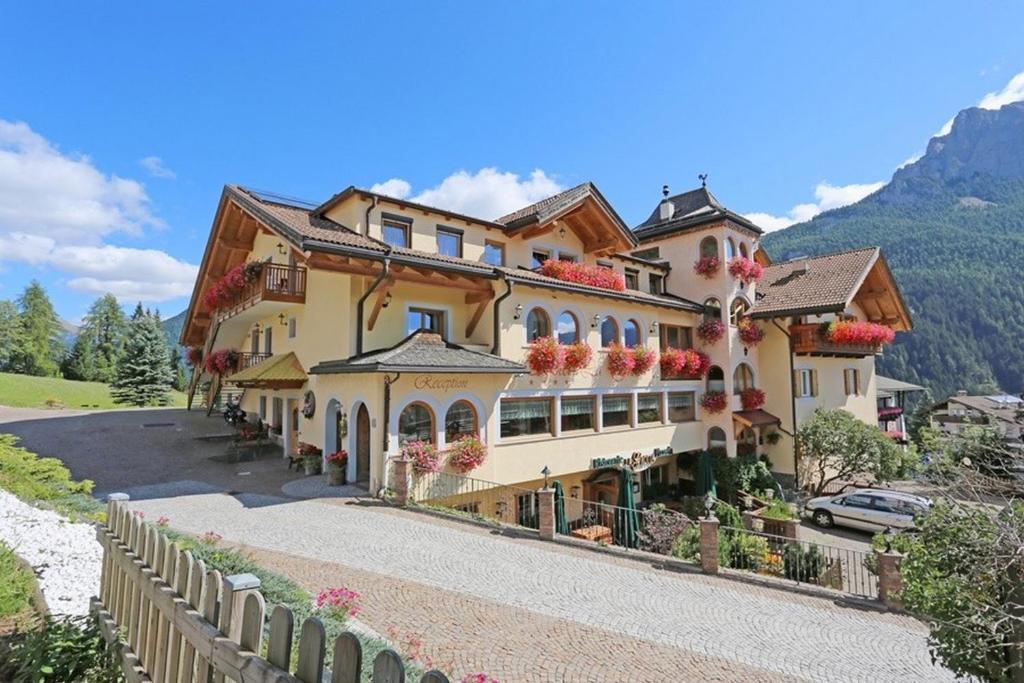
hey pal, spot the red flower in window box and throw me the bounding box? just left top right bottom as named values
left=700, top=390, right=728, bottom=414
left=693, top=255, right=721, bottom=278
left=737, top=318, right=765, bottom=347
left=727, top=257, right=764, bottom=283
left=186, top=346, right=203, bottom=367
left=203, top=348, right=240, bottom=375
left=526, top=337, right=563, bottom=375
left=403, top=440, right=441, bottom=473
left=631, top=346, right=656, bottom=375
left=684, top=349, right=711, bottom=377
left=659, top=348, right=685, bottom=377
left=605, top=343, right=636, bottom=379
left=561, top=342, right=593, bottom=374
left=538, top=259, right=626, bottom=292
left=447, top=436, right=486, bottom=473
left=202, top=261, right=264, bottom=312
left=660, top=348, right=710, bottom=379
left=825, top=320, right=895, bottom=347
left=740, top=387, right=766, bottom=411
left=697, top=318, right=726, bottom=344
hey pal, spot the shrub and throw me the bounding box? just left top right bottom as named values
left=759, top=497, right=796, bottom=521
left=525, top=337, right=562, bottom=375
left=447, top=436, right=486, bottom=473
left=404, top=440, right=441, bottom=473
left=637, top=504, right=693, bottom=555
left=693, top=255, right=721, bottom=278
left=315, top=587, right=361, bottom=622
left=700, top=390, right=728, bottom=414
left=783, top=543, right=827, bottom=582
left=0, top=543, right=36, bottom=626
left=605, top=343, right=635, bottom=378
left=560, top=342, right=593, bottom=374
left=538, top=259, right=626, bottom=291
left=724, top=531, right=770, bottom=571
left=739, top=387, right=765, bottom=410
left=631, top=347, right=656, bottom=375
left=0, top=615, right=119, bottom=683
left=697, top=318, right=725, bottom=344
left=0, top=434, right=103, bottom=522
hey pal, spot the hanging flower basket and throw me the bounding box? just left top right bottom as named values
left=538, top=259, right=626, bottom=291
left=683, top=348, right=711, bottom=377
left=697, top=318, right=726, bottom=344
left=737, top=318, right=765, bottom=347
left=659, top=348, right=685, bottom=377
left=204, top=349, right=240, bottom=375
left=447, top=436, right=486, bottom=473
left=561, top=342, right=593, bottom=374
left=727, top=257, right=764, bottom=284
left=186, top=346, right=204, bottom=367
left=526, top=337, right=563, bottom=375
left=403, top=440, right=441, bottom=473
left=605, top=343, right=636, bottom=379
left=693, top=255, right=721, bottom=279
left=740, top=387, right=766, bottom=411
left=824, top=320, right=895, bottom=347
left=631, top=347, right=656, bottom=376
left=660, top=347, right=710, bottom=379
left=700, top=390, right=728, bottom=414
left=202, top=261, right=264, bottom=312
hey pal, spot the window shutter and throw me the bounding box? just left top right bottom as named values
left=811, top=370, right=819, bottom=397
left=843, top=370, right=849, bottom=396
left=792, top=370, right=799, bottom=396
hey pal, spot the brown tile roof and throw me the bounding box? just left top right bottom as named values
left=228, top=352, right=307, bottom=387
left=499, top=267, right=703, bottom=312
left=748, top=247, right=879, bottom=318
left=633, top=186, right=764, bottom=239
left=309, top=331, right=526, bottom=374
left=496, top=182, right=595, bottom=226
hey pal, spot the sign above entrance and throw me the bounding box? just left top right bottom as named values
left=413, top=376, right=469, bottom=392
left=591, top=446, right=672, bottom=473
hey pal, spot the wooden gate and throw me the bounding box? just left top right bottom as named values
left=94, top=500, right=452, bottom=682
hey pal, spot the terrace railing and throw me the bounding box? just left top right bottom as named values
left=215, top=264, right=307, bottom=323
left=789, top=323, right=880, bottom=357
left=410, top=470, right=541, bottom=530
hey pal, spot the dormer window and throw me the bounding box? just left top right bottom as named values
left=649, top=273, right=664, bottom=295
left=531, top=249, right=551, bottom=269
left=436, top=227, right=463, bottom=258
left=383, top=220, right=410, bottom=248
left=624, top=268, right=639, bottom=290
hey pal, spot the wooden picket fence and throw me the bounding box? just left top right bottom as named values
left=94, top=500, right=453, bottom=682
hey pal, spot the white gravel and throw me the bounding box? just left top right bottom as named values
left=0, top=489, right=103, bottom=617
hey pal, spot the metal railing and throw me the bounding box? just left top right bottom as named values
left=719, top=525, right=877, bottom=598
left=410, top=470, right=541, bottom=530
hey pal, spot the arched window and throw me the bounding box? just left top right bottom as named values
left=708, top=427, right=727, bottom=451
left=737, top=427, right=757, bottom=456
left=724, top=238, right=736, bottom=261
left=556, top=311, right=579, bottom=344
left=733, top=363, right=755, bottom=393
left=526, top=308, right=550, bottom=342
left=623, top=319, right=642, bottom=347
left=445, top=401, right=478, bottom=442
left=707, top=365, right=725, bottom=393
left=739, top=242, right=749, bottom=259
left=398, top=402, right=434, bottom=445
left=729, top=298, right=749, bottom=326
left=600, top=316, right=619, bottom=348
left=699, top=236, right=718, bottom=259
left=703, top=297, right=722, bottom=321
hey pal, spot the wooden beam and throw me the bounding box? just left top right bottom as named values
left=465, top=299, right=489, bottom=337
left=857, top=289, right=889, bottom=300
left=367, top=278, right=395, bottom=330
left=521, top=223, right=555, bottom=239
left=583, top=236, right=620, bottom=253
left=219, top=237, right=252, bottom=251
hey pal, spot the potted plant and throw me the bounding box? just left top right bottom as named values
left=693, top=255, right=721, bottom=278
left=737, top=318, right=765, bottom=347
left=697, top=318, right=725, bottom=344
left=403, top=440, right=441, bottom=473
left=700, top=390, right=728, bottom=414
left=631, top=346, right=656, bottom=375
left=605, top=343, right=636, bottom=379
left=526, top=336, right=562, bottom=375
left=740, top=387, right=766, bottom=411
left=325, top=450, right=348, bottom=485
left=298, top=442, right=322, bottom=475
left=727, top=256, right=765, bottom=284
left=560, top=341, right=593, bottom=374
left=448, top=436, right=486, bottom=473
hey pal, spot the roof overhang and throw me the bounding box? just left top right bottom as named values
left=634, top=212, right=763, bottom=244
left=313, top=186, right=507, bottom=230
left=309, top=363, right=524, bottom=375
left=507, top=189, right=638, bottom=256
left=502, top=271, right=704, bottom=313
left=733, top=409, right=782, bottom=430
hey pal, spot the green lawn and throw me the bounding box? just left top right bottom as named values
left=0, top=372, right=186, bottom=410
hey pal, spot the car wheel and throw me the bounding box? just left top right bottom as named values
left=812, top=509, right=834, bottom=528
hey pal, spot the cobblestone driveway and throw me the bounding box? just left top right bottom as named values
left=130, top=494, right=955, bottom=682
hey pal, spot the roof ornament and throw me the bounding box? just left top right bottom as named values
left=698, top=173, right=708, bottom=188
left=662, top=184, right=670, bottom=198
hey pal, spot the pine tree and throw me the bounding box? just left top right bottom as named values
left=80, top=293, right=127, bottom=383
left=111, top=304, right=174, bottom=406
left=169, top=346, right=187, bottom=392
left=10, top=281, right=63, bottom=376
left=62, top=332, right=97, bottom=381
left=0, top=300, right=22, bottom=372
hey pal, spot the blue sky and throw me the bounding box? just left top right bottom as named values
left=2, top=2, right=1023, bottom=323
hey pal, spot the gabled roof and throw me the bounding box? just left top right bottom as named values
left=633, top=187, right=764, bottom=240
left=227, top=352, right=307, bottom=388
left=311, top=185, right=507, bottom=229
left=309, top=331, right=526, bottom=375
left=876, top=376, right=925, bottom=393
left=497, top=182, right=638, bottom=250
left=499, top=266, right=703, bottom=312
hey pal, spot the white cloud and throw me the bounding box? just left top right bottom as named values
left=0, top=119, right=198, bottom=302
left=139, top=155, right=176, bottom=179
left=935, top=69, right=1024, bottom=137
left=371, top=168, right=563, bottom=220
left=744, top=180, right=884, bottom=233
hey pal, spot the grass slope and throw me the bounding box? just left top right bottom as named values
left=0, top=372, right=186, bottom=410
left=0, top=543, right=37, bottom=635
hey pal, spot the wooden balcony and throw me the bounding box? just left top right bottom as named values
left=215, top=264, right=307, bottom=323
left=789, top=323, right=881, bottom=357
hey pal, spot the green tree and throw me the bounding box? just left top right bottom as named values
left=0, top=300, right=22, bottom=371
left=169, top=346, right=187, bottom=392
left=79, top=294, right=127, bottom=383
left=797, top=408, right=903, bottom=496
left=10, top=281, right=63, bottom=376
left=62, top=333, right=97, bottom=381
left=110, top=304, right=173, bottom=406
left=906, top=388, right=934, bottom=449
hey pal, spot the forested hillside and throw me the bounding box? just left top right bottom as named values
left=764, top=102, right=1024, bottom=399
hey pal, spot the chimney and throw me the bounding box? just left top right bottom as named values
left=790, top=256, right=809, bottom=275
left=659, top=185, right=674, bottom=221
left=956, top=389, right=968, bottom=396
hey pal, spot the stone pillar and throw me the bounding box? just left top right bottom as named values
left=876, top=551, right=903, bottom=608
left=282, top=399, right=293, bottom=460
left=699, top=518, right=720, bottom=574
left=782, top=518, right=800, bottom=540
left=391, top=457, right=411, bottom=505
left=221, top=573, right=261, bottom=643
left=537, top=487, right=555, bottom=541
left=741, top=510, right=756, bottom=531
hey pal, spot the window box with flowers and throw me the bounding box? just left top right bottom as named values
left=605, top=343, right=636, bottom=379
left=204, top=348, right=240, bottom=375
left=824, top=320, right=896, bottom=347
left=701, top=390, right=728, bottom=414
left=737, top=318, right=765, bottom=347
left=727, top=257, right=764, bottom=284
left=202, top=261, right=264, bottom=312
left=298, top=442, right=322, bottom=475
left=447, top=436, right=486, bottom=473
left=403, top=440, right=442, bottom=473
left=697, top=318, right=726, bottom=344
left=631, top=346, right=656, bottom=376
left=526, top=337, right=563, bottom=375
left=538, top=259, right=626, bottom=291
left=561, top=342, right=593, bottom=374
left=693, top=255, right=721, bottom=279
left=740, top=387, right=766, bottom=411
left=186, top=346, right=204, bottom=367
left=660, top=348, right=710, bottom=380
left=326, top=449, right=348, bottom=485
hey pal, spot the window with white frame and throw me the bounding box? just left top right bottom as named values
left=843, top=368, right=861, bottom=396
left=600, top=316, right=619, bottom=347
left=526, top=308, right=551, bottom=342
left=637, top=394, right=662, bottom=424
left=500, top=398, right=553, bottom=438
left=556, top=311, right=580, bottom=344
left=623, top=319, right=642, bottom=347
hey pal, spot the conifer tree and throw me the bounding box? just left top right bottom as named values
left=0, top=300, right=21, bottom=372
left=10, top=281, right=63, bottom=376
left=111, top=303, right=173, bottom=406
left=62, top=332, right=97, bottom=381
left=169, top=346, right=187, bottom=392
left=80, top=293, right=127, bottom=383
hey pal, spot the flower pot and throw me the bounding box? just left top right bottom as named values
left=328, top=465, right=347, bottom=486
left=303, top=458, right=321, bottom=476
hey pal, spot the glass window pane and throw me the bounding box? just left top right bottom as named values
left=560, top=397, right=593, bottom=432
left=445, top=401, right=476, bottom=441
left=624, top=270, right=639, bottom=289
left=725, top=238, right=736, bottom=261
left=602, top=395, right=630, bottom=428
left=383, top=223, right=408, bottom=248
left=500, top=399, right=551, bottom=438
left=624, top=320, right=641, bottom=347
left=437, top=230, right=461, bottom=257
left=556, top=312, right=578, bottom=344
left=483, top=242, right=504, bottom=266
left=638, top=394, right=661, bottom=423
left=399, top=403, right=433, bottom=444
left=668, top=393, right=695, bottom=423
left=526, top=309, right=549, bottom=341
left=531, top=250, right=549, bottom=268
left=700, top=238, right=718, bottom=258
left=600, top=317, right=618, bottom=347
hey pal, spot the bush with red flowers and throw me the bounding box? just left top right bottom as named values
left=538, top=259, right=626, bottom=292
left=697, top=318, right=726, bottom=344
left=186, top=346, right=203, bottom=367
left=737, top=318, right=765, bottom=346
left=202, top=261, right=264, bottom=312
left=447, top=435, right=486, bottom=473
left=605, top=343, right=636, bottom=378
left=203, top=348, right=240, bottom=375
left=824, top=320, right=896, bottom=347
left=727, top=257, right=764, bottom=283
left=700, top=390, right=728, bottom=414
left=631, top=346, right=656, bottom=376
left=740, top=387, right=766, bottom=410
left=325, top=450, right=348, bottom=469
left=693, top=255, right=721, bottom=278
left=403, top=440, right=441, bottom=473
left=526, top=337, right=563, bottom=375
left=561, top=342, right=593, bottom=374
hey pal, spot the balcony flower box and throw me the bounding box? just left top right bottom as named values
left=660, top=348, right=710, bottom=380
left=740, top=387, right=766, bottom=411
left=186, top=346, right=204, bottom=367
left=404, top=440, right=441, bottom=473
left=727, top=257, right=764, bottom=284
left=447, top=436, right=486, bottom=473
left=202, top=261, right=264, bottom=312
left=878, top=406, right=903, bottom=421
left=526, top=337, right=563, bottom=375
left=561, top=342, right=593, bottom=374
left=631, top=347, right=656, bottom=376
left=697, top=318, right=725, bottom=344
left=605, top=343, right=636, bottom=379
left=693, top=255, right=721, bottom=279
left=538, top=259, right=626, bottom=292
left=701, top=390, right=728, bottom=414
left=204, top=349, right=240, bottom=375
left=737, top=318, right=765, bottom=347
left=825, top=320, right=895, bottom=347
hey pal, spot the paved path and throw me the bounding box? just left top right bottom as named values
left=130, top=493, right=954, bottom=682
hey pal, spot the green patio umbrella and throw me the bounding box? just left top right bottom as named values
left=613, top=467, right=639, bottom=549
left=696, top=450, right=717, bottom=498
left=552, top=480, right=569, bottom=535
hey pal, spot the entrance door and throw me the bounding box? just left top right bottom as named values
left=356, top=404, right=370, bottom=484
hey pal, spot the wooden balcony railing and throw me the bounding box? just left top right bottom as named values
left=215, top=264, right=307, bottom=322
left=789, top=323, right=881, bottom=357
left=233, top=352, right=272, bottom=373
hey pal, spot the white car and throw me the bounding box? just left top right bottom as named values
left=803, top=489, right=932, bottom=532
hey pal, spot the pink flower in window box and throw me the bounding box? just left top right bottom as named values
left=403, top=440, right=441, bottom=473
left=560, top=342, right=593, bottom=374
left=447, top=436, right=486, bottom=473
left=740, top=387, right=766, bottom=411
left=697, top=318, right=726, bottom=344
left=538, top=259, right=626, bottom=291
left=693, top=255, right=721, bottom=278
left=526, top=337, right=563, bottom=375
left=700, top=390, right=728, bottom=414
left=605, top=343, right=636, bottom=379
left=631, top=347, right=656, bottom=376
left=737, top=318, right=765, bottom=347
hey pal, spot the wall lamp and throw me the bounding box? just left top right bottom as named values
left=276, top=242, right=287, bottom=256
left=381, top=292, right=393, bottom=309
left=513, top=304, right=524, bottom=320
left=278, top=313, right=287, bottom=326
left=650, top=321, right=659, bottom=334
left=591, top=314, right=601, bottom=329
